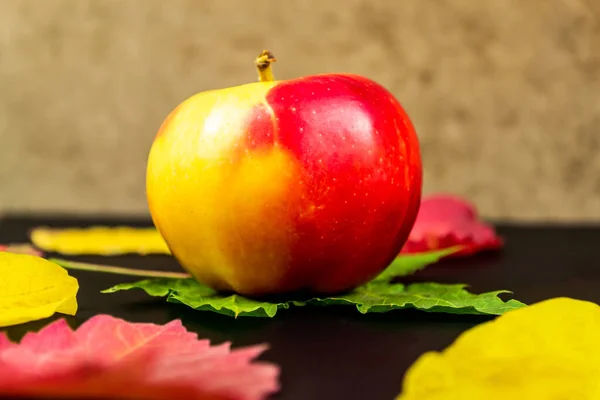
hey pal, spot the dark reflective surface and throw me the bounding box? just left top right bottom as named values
left=2, top=215, right=600, bottom=400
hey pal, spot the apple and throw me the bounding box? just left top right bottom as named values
left=146, top=50, right=422, bottom=296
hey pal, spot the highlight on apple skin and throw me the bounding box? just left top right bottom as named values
left=146, top=50, right=423, bottom=296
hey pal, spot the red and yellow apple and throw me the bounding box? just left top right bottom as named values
left=146, top=51, right=422, bottom=296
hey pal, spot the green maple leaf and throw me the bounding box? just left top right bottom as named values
left=102, top=247, right=524, bottom=317
left=104, top=279, right=524, bottom=318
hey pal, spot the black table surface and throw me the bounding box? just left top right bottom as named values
left=2, top=214, right=600, bottom=400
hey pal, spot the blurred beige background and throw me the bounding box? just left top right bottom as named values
left=0, top=0, right=599, bottom=221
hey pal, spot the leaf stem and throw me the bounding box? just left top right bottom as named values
left=50, top=258, right=191, bottom=279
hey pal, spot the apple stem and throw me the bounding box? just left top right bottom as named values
left=255, top=50, right=276, bottom=82
left=50, top=258, right=191, bottom=279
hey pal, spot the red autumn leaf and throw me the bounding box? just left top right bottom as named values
left=0, top=315, right=280, bottom=400
left=401, top=194, right=503, bottom=257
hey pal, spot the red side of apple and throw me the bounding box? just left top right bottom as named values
left=261, top=75, right=422, bottom=292
left=147, top=73, right=422, bottom=295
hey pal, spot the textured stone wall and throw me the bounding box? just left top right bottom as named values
left=1, top=0, right=599, bottom=221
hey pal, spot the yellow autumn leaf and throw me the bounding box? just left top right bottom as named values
left=0, top=252, right=79, bottom=327
left=30, top=226, right=171, bottom=255
left=397, top=297, right=600, bottom=400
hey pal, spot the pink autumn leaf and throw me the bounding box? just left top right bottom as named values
left=401, top=194, right=503, bottom=257
left=0, top=315, right=280, bottom=400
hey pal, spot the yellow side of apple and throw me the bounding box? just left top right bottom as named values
left=147, top=81, right=303, bottom=293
